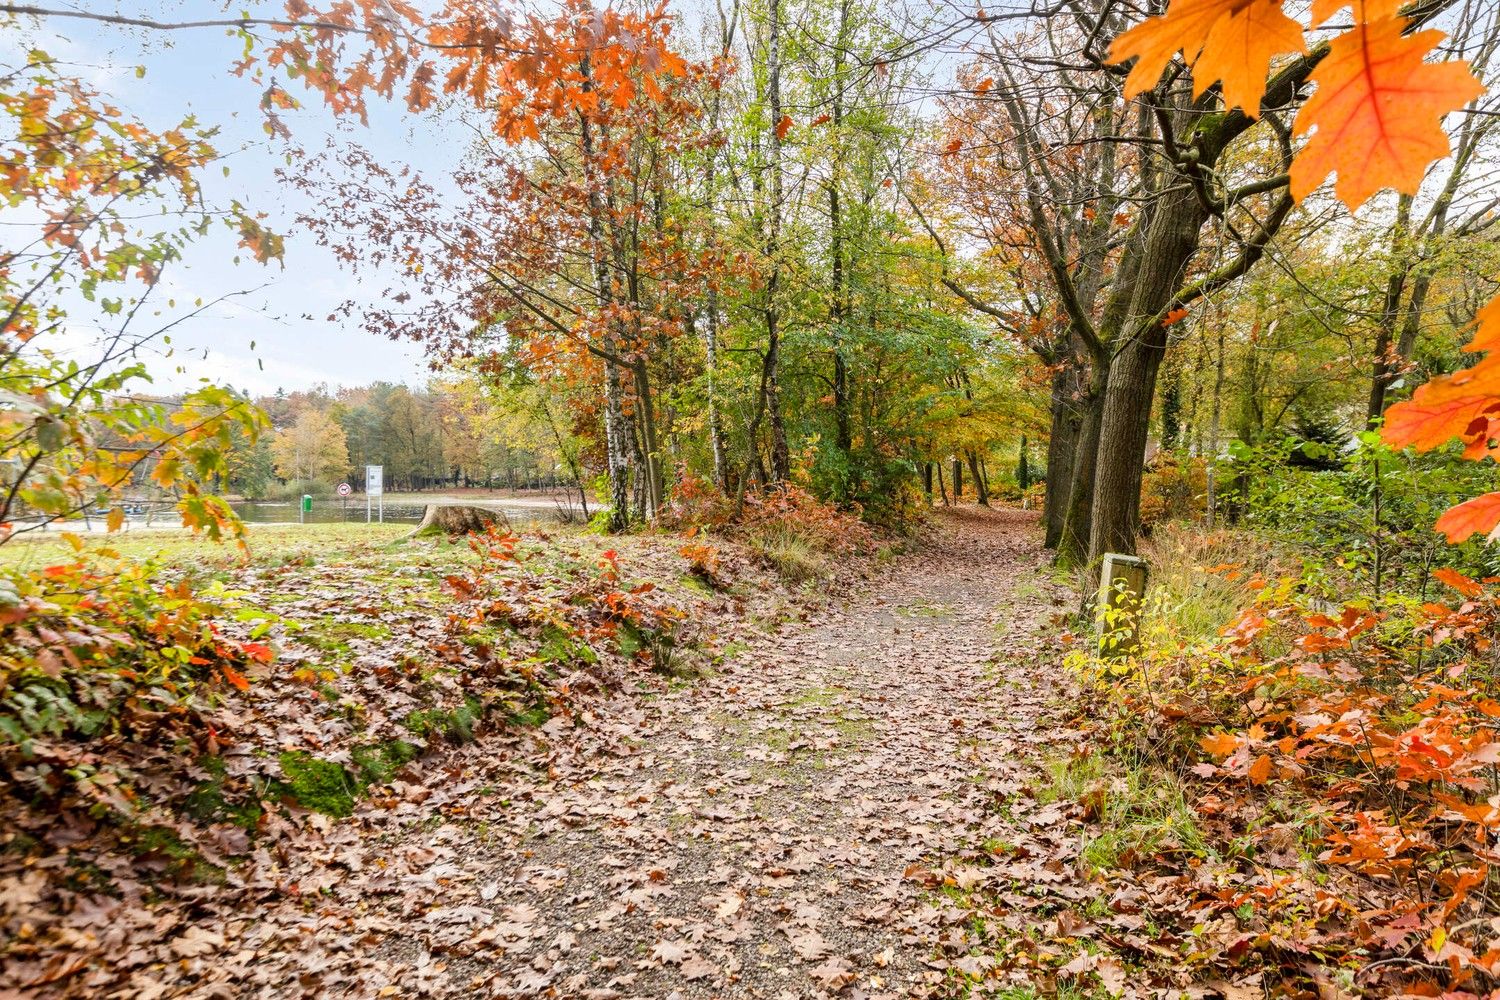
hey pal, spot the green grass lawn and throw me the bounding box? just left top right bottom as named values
left=0, top=522, right=416, bottom=571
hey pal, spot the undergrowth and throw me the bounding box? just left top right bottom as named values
left=1065, top=520, right=1500, bottom=997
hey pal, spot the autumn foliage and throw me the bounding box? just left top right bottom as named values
left=1109, top=0, right=1500, bottom=546
left=1382, top=297, right=1500, bottom=543
left=1110, top=0, right=1485, bottom=210
left=0, top=553, right=272, bottom=814
left=1072, top=554, right=1500, bottom=993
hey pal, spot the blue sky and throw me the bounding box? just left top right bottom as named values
left=13, top=3, right=472, bottom=397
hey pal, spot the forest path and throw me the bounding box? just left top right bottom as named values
left=389, top=507, right=1086, bottom=999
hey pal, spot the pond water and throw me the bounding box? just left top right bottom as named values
left=227, top=499, right=567, bottom=525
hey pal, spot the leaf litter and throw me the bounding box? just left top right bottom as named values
left=0, top=509, right=1224, bottom=998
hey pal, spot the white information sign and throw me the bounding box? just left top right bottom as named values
left=365, top=465, right=384, bottom=523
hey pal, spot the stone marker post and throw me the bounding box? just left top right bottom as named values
left=1096, top=552, right=1148, bottom=658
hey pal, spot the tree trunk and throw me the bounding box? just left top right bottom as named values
left=936, top=461, right=949, bottom=505
left=967, top=451, right=989, bottom=506
left=602, top=358, right=631, bottom=531
left=828, top=1, right=852, bottom=458
left=1367, top=196, right=1414, bottom=425
left=951, top=457, right=963, bottom=502
left=1043, top=365, right=1081, bottom=549
left=1087, top=182, right=1209, bottom=565
left=631, top=357, right=664, bottom=517
left=763, top=0, right=791, bottom=483
left=706, top=290, right=729, bottom=493
left=1088, top=337, right=1164, bottom=560
left=577, top=70, right=632, bottom=532
left=1057, top=369, right=1105, bottom=566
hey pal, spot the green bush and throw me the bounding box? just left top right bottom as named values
left=1228, top=432, right=1499, bottom=597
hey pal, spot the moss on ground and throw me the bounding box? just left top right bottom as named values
left=277, top=751, right=360, bottom=817
left=403, top=696, right=485, bottom=743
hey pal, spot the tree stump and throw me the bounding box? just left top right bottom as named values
left=409, top=503, right=510, bottom=537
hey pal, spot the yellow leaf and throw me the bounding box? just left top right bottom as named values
left=106, top=506, right=124, bottom=532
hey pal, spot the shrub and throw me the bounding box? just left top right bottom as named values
left=745, top=522, right=825, bottom=583
left=263, top=478, right=335, bottom=502
left=1232, top=433, right=1499, bottom=596
left=447, top=527, right=689, bottom=684
left=738, top=483, right=875, bottom=556
left=678, top=538, right=723, bottom=587
left=739, top=484, right=876, bottom=582
left=0, top=551, right=272, bottom=815
left=1138, top=452, right=1207, bottom=533
left=1070, top=546, right=1500, bottom=995
left=658, top=467, right=735, bottom=530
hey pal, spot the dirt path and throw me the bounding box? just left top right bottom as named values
left=317, top=508, right=1077, bottom=999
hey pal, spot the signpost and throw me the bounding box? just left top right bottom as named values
left=365, top=465, right=383, bottom=524
left=337, top=482, right=351, bottom=519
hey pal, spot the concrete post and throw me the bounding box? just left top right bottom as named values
left=1096, top=552, right=1148, bottom=658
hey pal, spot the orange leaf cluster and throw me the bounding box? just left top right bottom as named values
left=1108, top=0, right=1485, bottom=210
left=1383, top=297, right=1500, bottom=542
left=1123, top=569, right=1500, bottom=989
left=1110, top=0, right=1305, bottom=117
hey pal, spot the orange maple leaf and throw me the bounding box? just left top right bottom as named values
left=774, top=114, right=793, bottom=140
left=1433, top=493, right=1500, bottom=544
left=1108, top=0, right=1306, bottom=115
left=1432, top=566, right=1484, bottom=597
left=1200, top=731, right=1240, bottom=757
left=1248, top=754, right=1274, bottom=785
left=1461, top=294, right=1500, bottom=355
left=1290, top=17, right=1485, bottom=208
left=1381, top=394, right=1500, bottom=452
left=1383, top=296, right=1500, bottom=451
left=1309, top=0, right=1404, bottom=24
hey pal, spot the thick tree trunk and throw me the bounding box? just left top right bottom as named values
left=1043, top=364, right=1082, bottom=549
left=1088, top=337, right=1166, bottom=559
left=922, top=462, right=933, bottom=498
left=1057, top=370, right=1105, bottom=566
left=951, top=457, right=963, bottom=502
left=1087, top=184, right=1209, bottom=566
